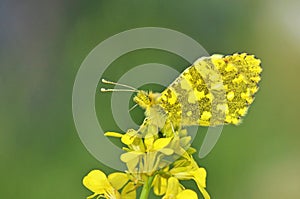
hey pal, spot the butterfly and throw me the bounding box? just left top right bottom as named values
left=101, top=53, right=262, bottom=133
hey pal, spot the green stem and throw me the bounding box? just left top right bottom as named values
left=139, top=175, right=155, bottom=199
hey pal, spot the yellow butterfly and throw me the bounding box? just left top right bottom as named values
left=102, top=53, right=262, bottom=132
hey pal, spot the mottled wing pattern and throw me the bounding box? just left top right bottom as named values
left=157, top=53, right=262, bottom=127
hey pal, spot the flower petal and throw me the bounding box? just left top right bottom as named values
left=82, top=170, right=109, bottom=194
left=121, top=182, right=136, bottom=199
left=159, top=148, right=174, bottom=155
left=153, top=138, right=172, bottom=150
left=108, top=172, right=129, bottom=190
left=104, top=132, right=123, bottom=138
left=179, top=136, right=191, bottom=147
left=120, top=151, right=143, bottom=163
left=192, top=168, right=207, bottom=188
left=199, top=186, right=210, bottom=199
left=163, top=177, right=180, bottom=198
left=86, top=193, right=98, bottom=199
left=152, top=175, right=167, bottom=196
left=121, top=133, right=135, bottom=145
left=121, top=129, right=138, bottom=145
left=144, top=134, right=155, bottom=150
left=176, top=189, right=198, bottom=199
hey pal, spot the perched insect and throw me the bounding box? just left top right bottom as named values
left=101, top=53, right=262, bottom=132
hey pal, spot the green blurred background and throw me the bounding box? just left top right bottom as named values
left=1, top=0, right=300, bottom=198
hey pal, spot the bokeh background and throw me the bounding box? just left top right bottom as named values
left=1, top=0, right=300, bottom=198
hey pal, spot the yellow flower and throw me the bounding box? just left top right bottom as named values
left=170, top=156, right=210, bottom=199
left=82, top=170, right=135, bottom=199
left=162, top=177, right=181, bottom=199
left=120, top=182, right=137, bottom=199
left=152, top=167, right=169, bottom=196
left=162, top=177, right=198, bottom=199
left=176, top=190, right=198, bottom=199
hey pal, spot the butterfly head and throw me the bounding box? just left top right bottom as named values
left=133, top=91, right=160, bottom=110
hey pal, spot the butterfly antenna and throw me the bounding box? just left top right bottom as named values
left=100, top=88, right=138, bottom=92
left=101, top=79, right=138, bottom=91
left=128, top=104, right=138, bottom=112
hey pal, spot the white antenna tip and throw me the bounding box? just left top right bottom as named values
left=100, top=88, right=107, bottom=92
left=102, top=79, right=109, bottom=83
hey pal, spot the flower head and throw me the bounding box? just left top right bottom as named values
left=83, top=170, right=135, bottom=199
left=170, top=156, right=210, bottom=199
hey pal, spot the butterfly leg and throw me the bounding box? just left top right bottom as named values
left=170, top=122, right=175, bottom=134
left=136, top=117, right=149, bottom=133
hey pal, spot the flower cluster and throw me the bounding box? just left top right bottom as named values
left=83, top=120, right=210, bottom=199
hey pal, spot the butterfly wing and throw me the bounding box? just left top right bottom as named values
left=157, top=53, right=262, bottom=127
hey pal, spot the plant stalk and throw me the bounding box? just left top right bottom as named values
left=139, top=175, right=154, bottom=199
